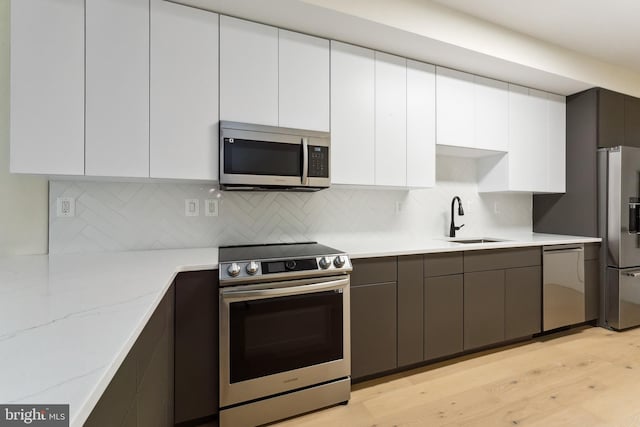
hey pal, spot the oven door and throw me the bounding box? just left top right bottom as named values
left=219, top=275, right=350, bottom=407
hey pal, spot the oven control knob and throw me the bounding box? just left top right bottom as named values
left=285, top=260, right=297, bottom=270
left=319, top=256, right=331, bottom=269
left=246, top=261, right=259, bottom=275
left=334, top=255, right=346, bottom=268
left=227, top=263, right=241, bottom=277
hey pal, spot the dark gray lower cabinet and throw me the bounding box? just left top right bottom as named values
left=85, top=285, right=175, bottom=427
left=585, top=243, right=601, bottom=321
left=424, top=274, right=463, bottom=360
left=174, top=270, right=218, bottom=424
left=351, top=282, right=397, bottom=380
left=505, top=266, right=542, bottom=339
left=397, top=255, right=424, bottom=367
left=464, top=270, right=505, bottom=350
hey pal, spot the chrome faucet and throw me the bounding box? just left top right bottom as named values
left=449, top=196, right=465, bottom=238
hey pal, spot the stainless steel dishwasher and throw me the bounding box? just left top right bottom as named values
left=543, top=244, right=585, bottom=331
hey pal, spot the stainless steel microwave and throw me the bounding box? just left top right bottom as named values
left=219, top=121, right=330, bottom=191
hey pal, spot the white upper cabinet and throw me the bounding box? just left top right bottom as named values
left=220, top=16, right=279, bottom=126
left=375, top=52, right=407, bottom=187
left=479, top=85, right=566, bottom=193
left=436, top=67, right=509, bottom=153
left=436, top=67, right=475, bottom=148
left=407, top=60, right=436, bottom=188
left=475, top=75, right=509, bottom=152
left=10, top=0, right=85, bottom=175
left=85, top=0, right=150, bottom=178
left=330, top=41, right=375, bottom=186
left=547, top=92, right=566, bottom=193
left=150, top=1, right=219, bottom=181
left=331, top=43, right=436, bottom=188
left=279, top=30, right=330, bottom=132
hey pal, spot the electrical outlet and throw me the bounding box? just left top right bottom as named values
left=205, top=199, right=219, bottom=217
left=56, top=197, right=75, bottom=217
left=494, top=201, right=500, bottom=214
left=395, top=201, right=403, bottom=214
left=185, top=199, right=200, bottom=217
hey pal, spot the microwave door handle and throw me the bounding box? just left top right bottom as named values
left=302, top=137, right=309, bottom=186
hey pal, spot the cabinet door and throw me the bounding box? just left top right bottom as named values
left=475, top=76, right=508, bottom=152
left=505, top=266, right=541, bottom=340
left=330, top=41, right=375, bottom=185
left=219, top=16, right=278, bottom=126
left=398, top=256, right=423, bottom=367
left=424, top=274, right=463, bottom=360
left=547, top=92, right=566, bottom=193
left=625, top=95, right=640, bottom=147
left=406, top=60, right=436, bottom=188
left=150, top=1, right=218, bottom=180
left=175, top=271, right=218, bottom=423
left=86, top=0, right=149, bottom=177
left=10, top=0, right=85, bottom=175
left=585, top=259, right=600, bottom=321
left=464, top=270, right=505, bottom=350
left=278, top=30, right=330, bottom=131
left=597, top=89, right=625, bottom=148
left=508, top=85, right=540, bottom=191
left=529, top=89, right=551, bottom=191
left=436, top=67, right=474, bottom=148
left=375, top=52, right=407, bottom=186
left=351, top=282, right=397, bottom=379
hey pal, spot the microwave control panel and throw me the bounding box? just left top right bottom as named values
left=308, top=146, right=329, bottom=178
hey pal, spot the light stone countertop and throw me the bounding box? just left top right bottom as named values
left=0, top=233, right=601, bottom=426
left=0, top=248, right=218, bottom=427
left=323, top=232, right=601, bottom=258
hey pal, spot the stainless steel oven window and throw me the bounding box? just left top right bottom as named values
left=219, top=276, right=350, bottom=407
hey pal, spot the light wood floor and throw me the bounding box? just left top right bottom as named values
left=272, top=326, right=640, bottom=427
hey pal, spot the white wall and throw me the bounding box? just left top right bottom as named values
left=0, top=0, right=49, bottom=256
left=48, top=156, right=532, bottom=254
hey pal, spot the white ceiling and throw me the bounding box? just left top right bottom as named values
left=431, top=0, right=640, bottom=72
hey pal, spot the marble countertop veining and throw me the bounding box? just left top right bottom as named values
left=0, top=248, right=218, bottom=427
left=0, top=233, right=601, bottom=426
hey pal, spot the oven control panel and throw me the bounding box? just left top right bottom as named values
left=219, top=255, right=352, bottom=284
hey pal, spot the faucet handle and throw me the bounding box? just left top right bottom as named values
left=455, top=224, right=465, bottom=231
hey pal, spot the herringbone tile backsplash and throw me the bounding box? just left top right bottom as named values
left=49, top=156, right=532, bottom=254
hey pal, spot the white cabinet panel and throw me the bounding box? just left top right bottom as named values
left=508, top=84, right=536, bottom=191
left=406, top=60, right=435, bottom=188
left=375, top=52, right=407, bottom=187
left=475, top=76, right=508, bottom=152
left=10, top=0, right=84, bottom=175
left=150, top=1, right=219, bottom=181
left=529, top=89, right=550, bottom=191
left=330, top=41, right=375, bottom=185
left=85, top=0, right=149, bottom=177
left=278, top=30, right=330, bottom=131
left=436, top=67, right=474, bottom=148
left=220, top=16, right=278, bottom=126
left=547, top=93, right=566, bottom=193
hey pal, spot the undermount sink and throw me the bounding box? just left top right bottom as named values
left=450, top=238, right=506, bottom=244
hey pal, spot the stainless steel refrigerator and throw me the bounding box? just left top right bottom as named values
left=599, top=146, right=640, bottom=330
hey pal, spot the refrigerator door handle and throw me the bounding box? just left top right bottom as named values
left=624, top=270, right=640, bottom=278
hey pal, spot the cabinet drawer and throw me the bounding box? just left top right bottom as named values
left=351, top=257, right=397, bottom=286
left=424, top=252, right=463, bottom=277
left=464, top=247, right=540, bottom=272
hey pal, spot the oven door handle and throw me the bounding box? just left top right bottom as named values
left=221, top=277, right=348, bottom=302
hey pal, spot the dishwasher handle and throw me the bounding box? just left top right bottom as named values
left=543, top=247, right=584, bottom=254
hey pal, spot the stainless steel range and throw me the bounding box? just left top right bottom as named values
left=218, top=242, right=352, bottom=427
